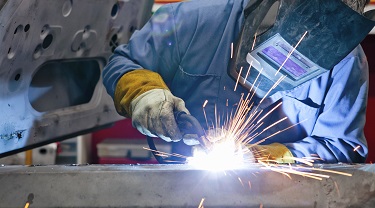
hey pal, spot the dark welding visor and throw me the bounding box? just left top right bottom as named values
left=229, top=0, right=375, bottom=97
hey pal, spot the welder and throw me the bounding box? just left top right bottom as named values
left=103, top=0, right=373, bottom=163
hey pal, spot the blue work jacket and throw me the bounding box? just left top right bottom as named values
left=103, top=0, right=369, bottom=163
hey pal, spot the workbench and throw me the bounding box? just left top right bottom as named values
left=0, top=164, right=374, bottom=207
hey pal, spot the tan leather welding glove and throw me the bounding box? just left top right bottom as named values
left=248, top=143, right=295, bottom=163
left=114, top=69, right=191, bottom=143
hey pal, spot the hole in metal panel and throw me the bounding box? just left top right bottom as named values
left=14, top=74, right=21, bottom=81
left=41, top=25, right=49, bottom=35
left=62, top=0, right=73, bottom=17
left=111, top=3, right=119, bottom=18
left=110, top=33, right=119, bottom=52
left=33, top=44, right=42, bottom=59
left=39, top=148, right=47, bottom=155
left=9, top=70, right=22, bottom=92
left=14, top=25, right=22, bottom=34
left=24, top=24, right=30, bottom=32
left=111, top=34, right=118, bottom=43
left=129, top=25, right=137, bottom=34
left=42, top=34, right=53, bottom=49
left=7, top=47, right=14, bottom=59
left=28, top=59, right=101, bottom=112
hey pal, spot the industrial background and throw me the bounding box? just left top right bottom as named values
left=0, top=0, right=374, bottom=207
left=0, top=0, right=374, bottom=166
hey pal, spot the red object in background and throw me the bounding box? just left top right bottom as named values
left=362, top=35, right=375, bottom=163
left=91, top=119, right=146, bottom=163
left=365, top=99, right=375, bottom=163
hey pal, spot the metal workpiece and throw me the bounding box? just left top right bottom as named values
left=0, top=164, right=374, bottom=207
left=0, top=0, right=154, bottom=157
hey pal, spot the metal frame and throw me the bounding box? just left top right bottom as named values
left=0, top=0, right=154, bottom=157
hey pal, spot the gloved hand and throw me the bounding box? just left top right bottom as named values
left=248, top=143, right=295, bottom=163
left=114, top=69, right=200, bottom=145
left=130, top=88, right=189, bottom=142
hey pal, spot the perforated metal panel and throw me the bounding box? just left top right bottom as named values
left=0, top=0, right=154, bottom=157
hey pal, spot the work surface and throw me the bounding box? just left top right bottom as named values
left=0, top=164, right=374, bottom=208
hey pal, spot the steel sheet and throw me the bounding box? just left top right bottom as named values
left=0, top=164, right=374, bottom=207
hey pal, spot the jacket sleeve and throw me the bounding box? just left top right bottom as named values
left=102, top=4, right=182, bottom=98
left=285, top=46, right=369, bottom=163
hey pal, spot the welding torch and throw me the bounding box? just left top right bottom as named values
left=147, top=111, right=211, bottom=164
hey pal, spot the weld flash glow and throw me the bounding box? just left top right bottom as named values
left=187, top=139, right=250, bottom=170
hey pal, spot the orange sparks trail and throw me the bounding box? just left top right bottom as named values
left=185, top=35, right=352, bottom=181
left=201, top=34, right=294, bottom=161
left=334, top=181, right=341, bottom=197
left=198, top=198, right=205, bottom=208
left=275, top=31, right=308, bottom=76
left=238, top=177, right=245, bottom=187
left=231, top=42, right=234, bottom=59
left=147, top=32, right=352, bottom=203
left=234, top=66, right=243, bottom=91
left=24, top=202, right=30, bottom=208
left=143, top=147, right=188, bottom=163
left=353, top=145, right=361, bottom=152
left=251, top=33, right=257, bottom=51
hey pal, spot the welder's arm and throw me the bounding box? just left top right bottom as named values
left=247, top=48, right=368, bottom=164
left=284, top=49, right=368, bottom=163
left=114, top=69, right=199, bottom=145
left=102, top=4, right=188, bottom=100
left=102, top=4, right=204, bottom=144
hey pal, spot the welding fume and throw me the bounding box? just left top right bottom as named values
left=103, top=0, right=375, bottom=165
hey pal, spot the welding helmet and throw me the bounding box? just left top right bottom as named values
left=229, top=0, right=375, bottom=97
